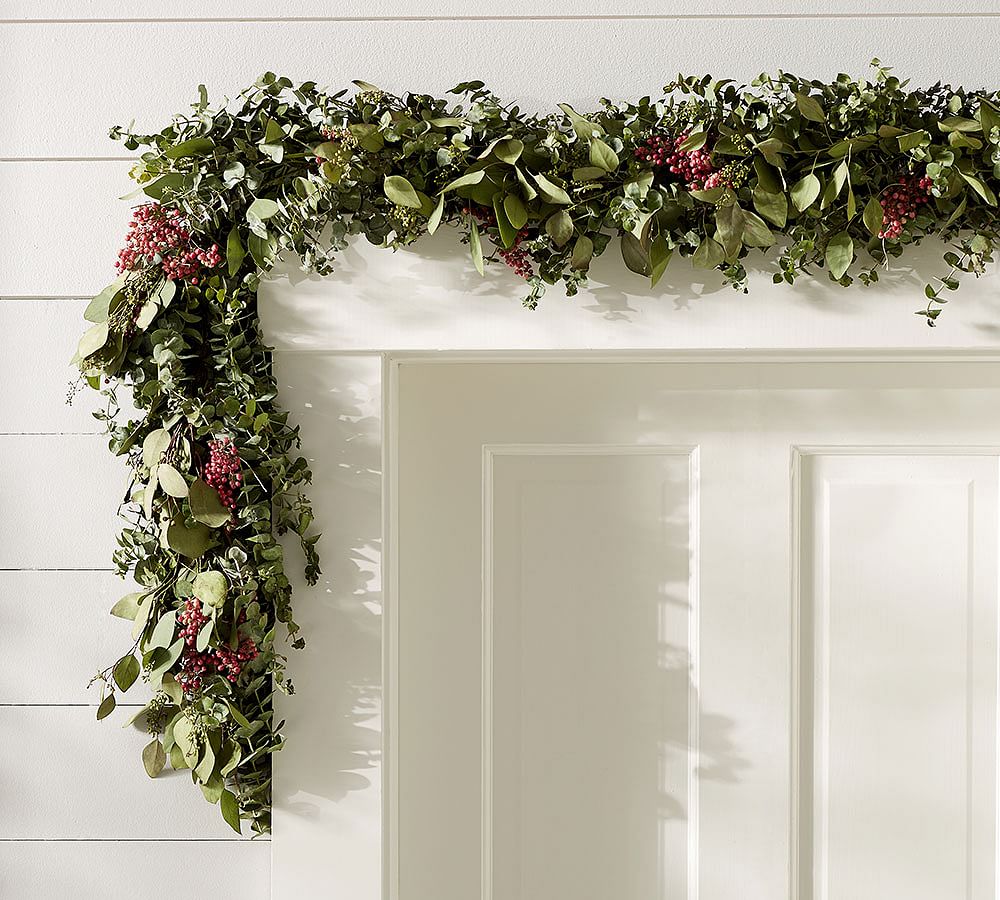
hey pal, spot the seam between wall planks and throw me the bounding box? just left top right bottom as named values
left=0, top=568, right=115, bottom=572
left=0, top=157, right=134, bottom=163
left=0, top=703, right=145, bottom=707
left=3, top=13, right=1000, bottom=23
left=0, top=838, right=269, bottom=841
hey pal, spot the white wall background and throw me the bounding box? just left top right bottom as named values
left=5, top=3, right=1000, bottom=899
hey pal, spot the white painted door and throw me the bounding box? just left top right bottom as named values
left=391, top=358, right=1000, bottom=900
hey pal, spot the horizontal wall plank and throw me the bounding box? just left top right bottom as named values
left=0, top=161, right=130, bottom=297
left=4, top=18, right=1000, bottom=158
left=2, top=1, right=991, bottom=20
left=1, top=840, right=269, bottom=900
left=0, top=571, right=138, bottom=704
left=0, top=434, right=127, bottom=569
left=0, top=299, right=138, bottom=433
left=0, top=706, right=249, bottom=838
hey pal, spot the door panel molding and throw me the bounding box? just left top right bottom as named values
left=793, top=447, right=1000, bottom=900
left=384, top=353, right=1000, bottom=900
left=482, top=444, right=701, bottom=900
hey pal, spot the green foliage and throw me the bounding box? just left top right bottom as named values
left=79, top=62, right=1000, bottom=834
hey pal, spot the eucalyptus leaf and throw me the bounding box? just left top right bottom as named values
left=741, top=210, right=776, bottom=248
left=825, top=231, right=854, bottom=279
left=570, top=235, right=594, bottom=271
left=503, top=194, right=528, bottom=230
left=195, top=736, right=216, bottom=783
left=427, top=194, right=445, bottom=234
left=96, top=693, right=116, bottom=720
left=189, top=478, right=232, bottom=528
left=531, top=172, right=571, bottom=205
left=692, top=237, right=726, bottom=269
left=149, top=610, right=177, bottom=650
left=227, top=226, right=245, bottom=276
left=193, top=570, right=228, bottom=607
left=545, top=210, right=574, bottom=248
left=221, top=789, right=242, bottom=834
left=493, top=194, right=517, bottom=249
left=197, top=619, right=214, bottom=652
left=649, top=235, right=673, bottom=288
left=173, top=716, right=199, bottom=767
left=166, top=520, right=215, bottom=558
left=557, top=103, right=604, bottom=139
left=77, top=322, right=109, bottom=360
left=143, top=738, right=166, bottom=778
left=961, top=171, right=998, bottom=206
left=589, top=137, right=619, bottom=172
left=142, top=429, right=171, bottom=469
left=148, top=638, right=184, bottom=689
left=493, top=138, right=524, bottom=164
left=200, top=773, right=225, bottom=804
left=795, top=92, right=826, bottom=123
left=383, top=175, right=421, bottom=209
left=156, top=464, right=189, bottom=499
left=111, top=592, right=143, bottom=620
left=247, top=198, right=280, bottom=221
left=165, top=137, right=215, bottom=159
left=469, top=219, right=485, bottom=276
left=161, top=673, right=184, bottom=706
left=113, top=654, right=140, bottom=692
left=863, top=196, right=885, bottom=236
left=440, top=170, right=485, bottom=193
left=620, top=233, right=651, bottom=276
left=84, top=280, right=124, bottom=324
left=752, top=187, right=787, bottom=228
left=790, top=174, right=821, bottom=212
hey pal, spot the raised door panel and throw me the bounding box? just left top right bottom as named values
left=487, top=448, right=697, bottom=900
left=799, top=453, right=999, bottom=900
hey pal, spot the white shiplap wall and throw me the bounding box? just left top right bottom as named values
left=4, top=4, right=1000, bottom=899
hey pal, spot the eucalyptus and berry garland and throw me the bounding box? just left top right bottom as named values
left=74, top=61, right=1000, bottom=834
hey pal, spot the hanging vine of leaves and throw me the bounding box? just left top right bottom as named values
left=74, top=61, right=1000, bottom=834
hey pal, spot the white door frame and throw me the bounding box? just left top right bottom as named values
left=272, top=341, right=1000, bottom=900
left=371, top=347, right=1000, bottom=900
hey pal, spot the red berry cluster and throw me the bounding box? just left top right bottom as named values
left=178, top=597, right=210, bottom=647
left=115, top=203, right=222, bottom=284
left=463, top=206, right=533, bottom=280
left=878, top=174, right=934, bottom=240
left=499, top=234, right=533, bottom=279
left=215, top=640, right=260, bottom=682
left=634, top=130, right=717, bottom=190
left=202, top=437, right=242, bottom=513
left=175, top=597, right=260, bottom=694
left=177, top=651, right=215, bottom=694
left=701, top=170, right=729, bottom=191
